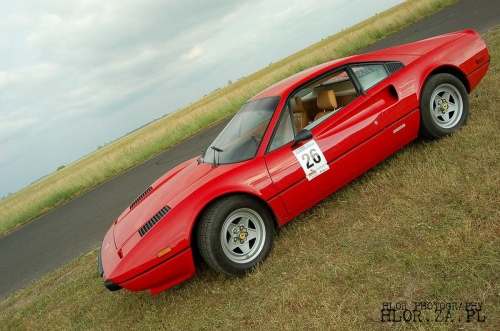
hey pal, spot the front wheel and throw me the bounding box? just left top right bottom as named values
left=197, top=195, right=275, bottom=276
left=419, top=73, right=469, bottom=139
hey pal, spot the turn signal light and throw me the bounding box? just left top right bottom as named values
left=157, top=247, right=172, bottom=258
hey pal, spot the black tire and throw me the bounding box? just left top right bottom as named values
left=419, top=73, right=469, bottom=139
left=197, top=195, right=275, bottom=276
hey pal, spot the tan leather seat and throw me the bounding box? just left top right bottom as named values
left=314, top=90, right=338, bottom=121
left=291, top=96, right=309, bottom=132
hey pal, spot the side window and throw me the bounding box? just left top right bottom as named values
left=269, top=67, right=364, bottom=153
left=269, top=104, right=294, bottom=152
left=351, top=64, right=388, bottom=91
left=295, top=69, right=358, bottom=126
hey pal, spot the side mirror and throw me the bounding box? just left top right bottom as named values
left=291, top=129, right=312, bottom=148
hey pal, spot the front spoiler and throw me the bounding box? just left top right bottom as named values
left=98, top=243, right=196, bottom=295
left=98, top=248, right=122, bottom=291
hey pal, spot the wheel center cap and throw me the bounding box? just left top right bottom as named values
left=239, top=232, right=247, bottom=240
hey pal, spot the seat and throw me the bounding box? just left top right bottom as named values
left=291, top=96, right=309, bottom=132
left=314, top=90, right=338, bottom=121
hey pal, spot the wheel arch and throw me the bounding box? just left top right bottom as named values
left=422, top=65, right=470, bottom=94
left=189, top=192, right=279, bottom=257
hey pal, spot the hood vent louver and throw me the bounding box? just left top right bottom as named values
left=130, top=187, right=153, bottom=210
left=386, top=61, right=405, bottom=74
left=138, top=206, right=170, bottom=237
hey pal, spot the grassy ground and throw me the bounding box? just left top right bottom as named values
left=0, top=0, right=459, bottom=237
left=1, top=23, right=498, bottom=331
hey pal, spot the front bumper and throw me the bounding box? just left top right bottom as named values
left=98, top=248, right=122, bottom=291
left=98, top=242, right=196, bottom=295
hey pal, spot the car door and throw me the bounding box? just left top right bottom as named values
left=264, top=64, right=406, bottom=218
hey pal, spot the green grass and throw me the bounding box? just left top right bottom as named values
left=0, top=0, right=459, bottom=237
left=1, top=23, right=499, bottom=331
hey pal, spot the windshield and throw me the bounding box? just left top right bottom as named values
left=202, top=97, right=279, bottom=165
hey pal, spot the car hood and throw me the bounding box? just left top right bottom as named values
left=113, top=157, right=212, bottom=249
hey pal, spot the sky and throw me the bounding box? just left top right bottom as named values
left=0, top=0, right=405, bottom=198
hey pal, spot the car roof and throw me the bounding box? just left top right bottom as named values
left=249, top=52, right=401, bottom=100
left=249, top=57, right=350, bottom=101
left=250, top=30, right=472, bottom=101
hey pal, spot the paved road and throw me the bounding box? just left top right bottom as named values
left=1, top=0, right=499, bottom=299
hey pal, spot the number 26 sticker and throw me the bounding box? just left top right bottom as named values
left=292, top=140, right=329, bottom=181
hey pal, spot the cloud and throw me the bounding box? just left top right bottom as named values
left=0, top=63, right=59, bottom=90
left=183, top=46, right=204, bottom=60
left=0, top=115, right=39, bottom=141
left=0, top=0, right=405, bottom=197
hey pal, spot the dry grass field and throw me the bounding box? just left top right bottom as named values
left=0, top=0, right=459, bottom=237
left=0, top=20, right=498, bottom=331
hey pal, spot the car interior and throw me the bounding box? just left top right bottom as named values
left=290, top=69, right=358, bottom=131
left=268, top=69, right=359, bottom=152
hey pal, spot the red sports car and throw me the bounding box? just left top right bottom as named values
left=99, top=30, right=489, bottom=295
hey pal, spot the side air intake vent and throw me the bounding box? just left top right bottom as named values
left=386, top=61, right=405, bottom=74
left=130, top=187, right=153, bottom=210
left=138, top=206, right=170, bottom=237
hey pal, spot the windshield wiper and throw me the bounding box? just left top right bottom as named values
left=211, top=146, right=224, bottom=167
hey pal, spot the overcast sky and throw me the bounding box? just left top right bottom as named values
left=0, top=0, right=405, bottom=198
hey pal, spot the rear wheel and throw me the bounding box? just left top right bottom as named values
left=419, top=73, right=469, bottom=139
left=197, top=195, right=275, bottom=276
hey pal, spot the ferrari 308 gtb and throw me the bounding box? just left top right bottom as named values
left=99, top=30, right=489, bottom=295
